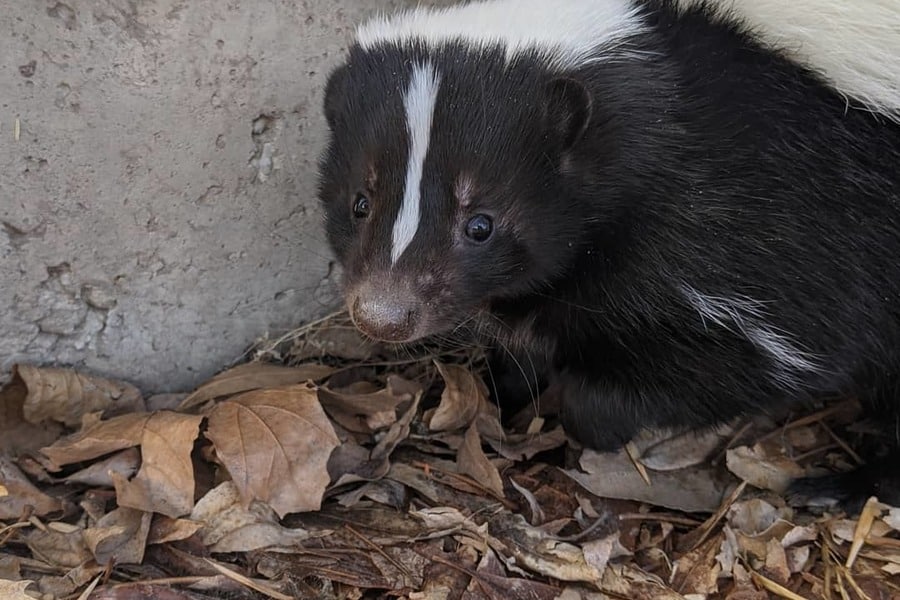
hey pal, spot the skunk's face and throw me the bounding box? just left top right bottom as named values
left=317, top=45, right=592, bottom=343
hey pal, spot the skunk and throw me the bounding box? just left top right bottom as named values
left=316, top=0, right=900, bottom=511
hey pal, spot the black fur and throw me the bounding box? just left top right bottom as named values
left=318, top=1, right=900, bottom=511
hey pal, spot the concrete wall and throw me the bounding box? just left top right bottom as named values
left=0, top=0, right=414, bottom=392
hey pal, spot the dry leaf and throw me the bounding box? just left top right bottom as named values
left=485, top=427, right=568, bottom=461
left=33, top=563, right=105, bottom=599
left=16, top=364, right=144, bottom=427
left=672, top=536, right=721, bottom=596
left=40, top=412, right=151, bottom=469
left=582, top=532, right=632, bottom=581
left=83, top=506, right=153, bottom=565
left=62, top=447, right=141, bottom=487
left=763, top=538, right=790, bottom=584
left=0, top=555, right=21, bottom=581
left=726, top=499, right=797, bottom=560
left=725, top=445, right=804, bottom=494
left=319, top=375, right=419, bottom=434
left=567, top=448, right=728, bottom=513
left=457, top=424, right=504, bottom=498
left=600, top=564, right=685, bottom=600
left=25, top=523, right=93, bottom=568
left=635, top=425, right=732, bottom=472
left=727, top=499, right=792, bottom=536
left=429, top=362, right=493, bottom=432
left=883, top=507, right=900, bottom=531
left=780, top=525, right=818, bottom=547
left=786, top=545, right=810, bottom=573
left=327, top=439, right=388, bottom=486
left=256, top=537, right=428, bottom=592
left=329, top=382, right=423, bottom=487
left=334, top=478, right=408, bottom=509
left=0, top=456, right=62, bottom=519
left=460, top=547, right=563, bottom=600
left=371, top=380, right=422, bottom=461
left=148, top=515, right=204, bottom=545
left=112, top=411, right=203, bottom=517
left=206, top=384, right=340, bottom=517
left=847, top=496, right=886, bottom=568
left=0, top=580, right=35, bottom=600
left=828, top=517, right=891, bottom=544
left=0, top=375, right=64, bottom=457
left=412, top=507, right=602, bottom=583
left=191, top=481, right=316, bottom=552
left=179, top=362, right=335, bottom=410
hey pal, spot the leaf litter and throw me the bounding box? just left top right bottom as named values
left=1, top=311, right=899, bottom=599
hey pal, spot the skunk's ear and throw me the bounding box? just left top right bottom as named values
left=323, top=64, right=350, bottom=128
left=544, top=77, right=593, bottom=150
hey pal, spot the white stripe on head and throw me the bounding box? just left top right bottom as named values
left=357, top=0, right=649, bottom=70
left=391, top=62, right=441, bottom=265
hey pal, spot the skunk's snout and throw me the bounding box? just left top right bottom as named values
left=347, top=281, right=421, bottom=343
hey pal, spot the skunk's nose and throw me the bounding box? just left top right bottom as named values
left=348, top=286, right=420, bottom=342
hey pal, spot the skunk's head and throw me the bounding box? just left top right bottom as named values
left=317, top=44, right=593, bottom=343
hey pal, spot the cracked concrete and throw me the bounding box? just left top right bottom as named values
left=1, top=0, right=419, bottom=392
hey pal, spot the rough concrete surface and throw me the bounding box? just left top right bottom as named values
left=0, top=0, right=416, bottom=392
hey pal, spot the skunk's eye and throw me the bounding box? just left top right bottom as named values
left=352, top=193, right=370, bottom=219
left=465, top=214, right=493, bottom=242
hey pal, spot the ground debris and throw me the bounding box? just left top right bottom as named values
left=1, top=313, right=898, bottom=599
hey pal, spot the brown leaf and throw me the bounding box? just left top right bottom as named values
left=763, top=538, right=790, bottom=584
left=40, top=412, right=151, bottom=469
left=0, top=456, right=62, bottom=519
left=25, top=523, right=92, bottom=568
left=16, top=364, right=144, bottom=427
left=412, top=507, right=602, bottom=583
left=329, top=382, right=422, bottom=487
left=112, top=411, right=203, bottom=517
left=600, top=564, right=685, bottom=599
left=461, top=548, right=563, bottom=600
left=62, top=447, right=141, bottom=487
left=205, top=385, right=340, bottom=517
left=671, top=536, right=721, bottom=595
left=318, top=375, right=419, bottom=434
left=429, top=362, right=494, bottom=432
left=90, top=583, right=220, bottom=600
left=256, top=542, right=428, bottom=591
left=635, top=425, right=733, bottom=472
left=485, top=426, right=568, bottom=461
left=83, top=506, right=152, bottom=565
left=0, top=555, right=21, bottom=580
left=0, top=580, right=35, bottom=600
left=0, top=375, right=64, bottom=457
left=457, top=424, right=504, bottom=498
left=582, top=532, right=633, bottom=581
left=190, top=481, right=315, bottom=552
left=148, top=515, right=204, bottom=545
left=567, top=448, right=728, bottom=513
left=179, top=362, right=335, bottom=410
left=327, top=440, right=392, bottom=487
left=35, top=563, right=105, bottom=599
left=372, top=381, right=422, bottom=456
left=725, top=445, right=805, bottom=494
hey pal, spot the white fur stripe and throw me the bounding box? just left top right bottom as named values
left=677, top=0, right=900, bottom=121
left=681, top=285, right=820, bottom=386
left=391, top=62, right=441, bottom=265
left=357, top=0, right=648, bottom=70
